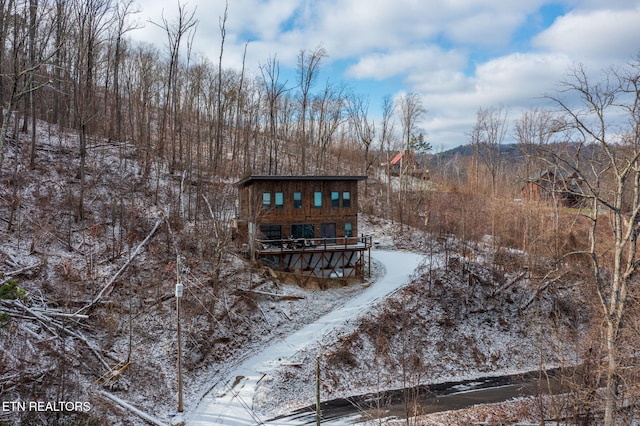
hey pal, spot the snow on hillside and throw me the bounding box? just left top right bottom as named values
left=251, top=232, right=588, bottom=422
left=0, top=123, right=590, bottom=425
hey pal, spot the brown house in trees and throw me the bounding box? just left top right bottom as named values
left=235, top=175, right=371, bottom=279
left=522, top=169, right=585, bottom=207
left=387, top=150, right=429, bottom=180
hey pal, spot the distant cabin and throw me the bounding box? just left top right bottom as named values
left=234, top=175, right=371, bottom=279
left=522, top=169, right=585, bottom=207
left=387, top=150, right=429, bottom=180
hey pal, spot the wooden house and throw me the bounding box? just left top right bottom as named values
left=234, top=175, right=371, bottom=279
left=522, top=169, right=585, bottom=207
left=387, top=150, right=429, bottom=180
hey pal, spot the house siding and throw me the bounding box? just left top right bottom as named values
left=237, top=176, right=364, bottom=242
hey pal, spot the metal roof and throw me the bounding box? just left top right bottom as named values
left=390, top=152, right=404, bottom=165
left=236, top=175, right=367, bottom=187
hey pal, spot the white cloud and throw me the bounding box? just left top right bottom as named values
left=533, top=5, right=640, bottom=64
left=415, top=52, right=572, bottom=147
left=345, top=46, right=467, bottom=81
left=473, top=53, right=570, bottom=102
left=128, top=0, right=640, bottom=150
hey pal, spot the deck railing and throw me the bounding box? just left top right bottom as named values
left=256, top=235, right=372, bottom=252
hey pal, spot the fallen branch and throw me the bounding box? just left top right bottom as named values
left=238, top=289, right=305, bottom=300
left=30, top=308, right=89, bottom=319
left=76, top=218, right=163, bottom=314
left=96, top=361, right=132, bottom=385
left=7, top=300, right=111, bottom=371
left=522, top=277, right=563, bottom=310
left=491, top=271, right=527, bottom=298
left=1, top=263, right=41, bottom=285
left=100, top=391, right=168, bottom=426
left=0, top=248, right=20, bottom=268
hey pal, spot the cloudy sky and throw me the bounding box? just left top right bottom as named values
left=130, top=0, right=640, bottom=150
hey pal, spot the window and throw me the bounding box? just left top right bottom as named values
left=342, top=191, right=351, bottom=208
left=293, top=192, right=302, bottom=209
left=331, top=191, right=339, bottom=208
left=275, top=192, right=284, bottom=209
left=259, top=224, right=282, bottom=241
left=291, top=224, right=315, bottom=239
left=344, top=222, right=353, bottom=238
left=262, top=192, right=271, bottom=209
left=314, top=191, right=323, bottom=208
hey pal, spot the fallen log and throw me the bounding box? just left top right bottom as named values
left=75, top=218, right=163, bottom=315
left=30, top=308, right=89, bottom=319
left=491, top=271, right=527, bottom=298
left=237, top=289, right=306, bottom=300
left=7, top=299, right=111, bottom=371
left=99, top=391, right=169, bottom=426
left=0, top=263, right=41, bottom=285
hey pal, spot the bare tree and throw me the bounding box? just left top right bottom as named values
left=347, top=92, right=376, bottom=176
left=312, top=80, right=346, bottom=172
left=150, top=2, right=197, bottom=168
left=398, top=92, right=426, bottom=153
left=514, top=108, right=565, bottom=259
left=0, top=0, right=55, bottom=172
left=380, top=95, right=396, bottom=219
left=397, top=92, right=426, bottom=229
left=72, top=0, right=114, bottom=221
left=470, top=104, right=509, bottom=197
left=260, top=54, right=288, bottom=174
left=50, top=0, right=70, bottom=129
left=125, top=44, right=161, bottom=177
left=231, top=41, right=249, bottom=163
left=110, top=0, right=139, bottom=144
left=296, top=45, right=327, bottom=174
left=541, top=59, right=640, bottom=425
left=214, top=1, right=227, bottom=173
left=26, top=0, right=37, bottom=167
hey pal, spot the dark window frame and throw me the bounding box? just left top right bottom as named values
left=291, top=224, right=315, bottom=239
left=259, top=224, right=282, bottom=241
left=331, top=191, right=340, bottom=208
left=262, top=192, right=271, bottom=209
left=275, top=192, right=284, bottom=209
left=342, top=191, right=351, bottom=208
left=344, top=222, right=353, bottom=238
left=293, top=191, right=302, bottom=209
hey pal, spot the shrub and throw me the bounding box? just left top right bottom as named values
left=0, top=279, right=27, bottom=300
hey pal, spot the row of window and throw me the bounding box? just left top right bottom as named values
left=262, top=191, right=351, bottom=209
left=260, top=222, right=353, bottom=240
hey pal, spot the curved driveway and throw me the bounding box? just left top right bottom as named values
left=188, top=250, right=425, bottom=426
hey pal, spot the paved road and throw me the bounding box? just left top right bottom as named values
left=188, top=250, right=425, bottom=426
left=269, top=369, right=565, bottom=425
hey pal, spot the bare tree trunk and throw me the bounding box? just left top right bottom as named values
left=112, top=0, right=137, bottom=143
left=214, top=1, right=227, bottom=173
left=297, top=46, right=326, bottom=175
left=232, top=41, right=248, bottom=164
left=151, top=2, right=197, bottom=168
left=541, top=60, right=640, bottom=425
left=26, top=0, right=37, bottom=168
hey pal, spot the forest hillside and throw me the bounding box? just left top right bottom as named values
left=2, top=2, right=640, bottom=424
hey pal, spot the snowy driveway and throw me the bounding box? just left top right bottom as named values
left=188, top=250, right=425, bottom=426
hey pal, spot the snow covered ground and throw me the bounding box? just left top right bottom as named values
left=188, top=250, right=426, bottom=425
left=0, top=123, right=588, bottom=426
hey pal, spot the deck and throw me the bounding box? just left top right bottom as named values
left=252, top=236, right=372, bottom=279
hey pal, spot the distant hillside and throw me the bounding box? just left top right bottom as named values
left=429, top=143, right=526, bottom=166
